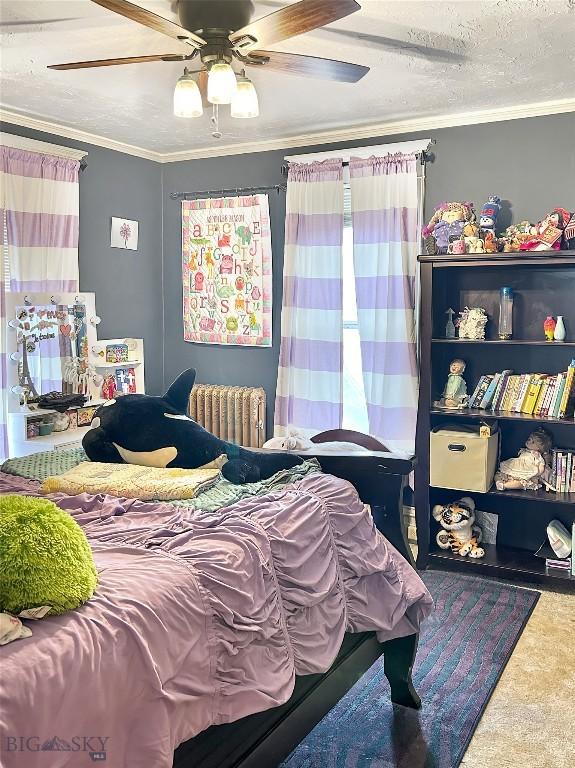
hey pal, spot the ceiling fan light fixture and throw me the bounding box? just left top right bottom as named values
left=207, top=61, right=237, bottom=105
left=230, top=72, right=259, bottom=119
left=173, top=68, right=203, bottom=118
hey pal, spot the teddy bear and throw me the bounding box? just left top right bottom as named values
left=432, top=497, right=485, bottom=558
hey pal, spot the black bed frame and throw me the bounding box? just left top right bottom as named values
left=174, top=440, right=419, bottom=768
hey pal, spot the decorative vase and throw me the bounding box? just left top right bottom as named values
left=553, top=315, right=566, bottom=342
left=543, top=316, right=556, bottom=341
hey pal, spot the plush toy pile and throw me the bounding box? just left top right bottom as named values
left=0, top=495, right=98, bottom=616
left=423, top=198, right=574, bottom=255
left=83, top=368, right=303, bottom=484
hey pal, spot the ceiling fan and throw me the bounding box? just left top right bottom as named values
left=48, top=0, right=369, bottom=124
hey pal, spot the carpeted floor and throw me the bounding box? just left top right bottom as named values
left=282, top=571, right=539, bottom=768
left=460, top=582, right=575, bottom=768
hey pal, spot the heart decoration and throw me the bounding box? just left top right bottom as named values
left=59, top=324, right=72, bottom=337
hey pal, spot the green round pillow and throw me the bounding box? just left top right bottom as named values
left=0, top=495, right=98, bottom=616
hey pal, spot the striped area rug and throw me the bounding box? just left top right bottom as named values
left=282, top=571, right=539, bottom=768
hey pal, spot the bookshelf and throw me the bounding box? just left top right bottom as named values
left=416, top=252, right=575, bottom=588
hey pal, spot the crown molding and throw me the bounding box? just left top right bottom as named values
left=158, top=97, right=575, bottom=162
left=0, top=107, right=163, bottom=162
left=1, top=98, right=574, bottom=165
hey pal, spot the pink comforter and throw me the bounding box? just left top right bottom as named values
left=0, top=471, right=432, bottom=768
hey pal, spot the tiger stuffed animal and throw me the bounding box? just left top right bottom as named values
left=432, top=497, right=485, bottom=558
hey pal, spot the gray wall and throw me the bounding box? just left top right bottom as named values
left=1, top=122, right=164, bottom=395
left=4, top=111, right=574, bottom=422
left=161, top=112, right=575, bottom=433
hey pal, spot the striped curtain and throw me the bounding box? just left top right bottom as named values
left=274, top=159, right=344, bottom=437
left=349, top=153, right=419, bottom=454
left=0, top=145, right=80, bottom=460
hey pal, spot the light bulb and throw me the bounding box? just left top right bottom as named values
left=207, top=61, right=237, bottom=105
left=231, top=73, right=259, bottom=118
left=173, top=68, right=203, bottom=118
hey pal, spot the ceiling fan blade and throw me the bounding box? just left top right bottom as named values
left=246, top=50, right=368, bottom=82
left=48, top=54, right=188, bottom=70
left=230, top=0, right=360, bottom=51
left=91, top=0, right=206, bottom=47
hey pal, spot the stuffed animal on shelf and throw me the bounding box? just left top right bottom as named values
left=432, top=497, right=485, bottom=558
left=82, top=368, right=303, bottom=485
left=422, top=201, right=477, bottom=254
left=499, top=221, right=533, bottom=252
left=494, top=427, right=553, bottom=491
left=520, top=207, right=572, bottom=252
left=479, top=195, right=501, bottom=237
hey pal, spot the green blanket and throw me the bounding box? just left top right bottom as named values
left=1, top=448, right=322, bottom=512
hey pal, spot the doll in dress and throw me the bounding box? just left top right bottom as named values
left=437, top=358, right=468, bottom=409
left=422, top=202, right=477, bottom=254
left=495, top=427, right=553, bottom=491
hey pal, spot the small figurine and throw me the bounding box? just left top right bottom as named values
left=543, top=316, right=556, bottom=341
left=437, top=358, right=468, bottom=409
left=445, top=308, right=456, bottom=339
left=458, top=307, right=488, bottom=340
left=432, top=497, right=484, bottom=558
left=479, top=195, right=501, bottom=237
left=465, top=236, right=485, bottom=254
left=422, top=201, right=477, bottom=254
left=495, top=427, right=553, bottom=491
left=483, top=231, right=499, bottom=253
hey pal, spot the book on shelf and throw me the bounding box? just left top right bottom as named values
left=479, top=373, right=501, bottom=409
left=551, top=447, right=575, bottom=493
left=492, top=370, right=512, bottom=410
left=469, top=375, right=492, bottom=408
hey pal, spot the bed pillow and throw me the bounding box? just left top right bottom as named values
left=0, top=495, right=97, bottom=616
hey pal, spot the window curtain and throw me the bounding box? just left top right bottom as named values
left=274, top=159, right=344, bottom=438
left=349, top=153, right=419, bottom=454
left=0, top=145, right=80, bottom=460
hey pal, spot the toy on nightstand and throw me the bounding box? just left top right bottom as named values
left=436, top=358, right=469, bottom=409
left=495, top=427, right=553, bottom=491
left=432, top=497, right=485, bottom=558
left=422, top=201, right=477, bottom=254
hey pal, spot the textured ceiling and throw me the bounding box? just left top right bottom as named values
left=1, top=0, right=574, bottom=154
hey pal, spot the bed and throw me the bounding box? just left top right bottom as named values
left=0, top=433, right=432, bottom=768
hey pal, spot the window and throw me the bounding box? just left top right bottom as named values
left=342, top=180, right=369, bottom=433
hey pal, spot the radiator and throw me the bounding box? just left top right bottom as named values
left=189, top=385, right=266, bottom=448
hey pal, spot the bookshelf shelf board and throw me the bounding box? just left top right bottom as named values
left=430, top=484, right=575, bottom=506
left=430, top=407, right=575, bottom=425
left=432, top=339, right=575, bottom=346
left=429, top=544, right=574, bottom=585
left=418, top=250, right=575, bottom=265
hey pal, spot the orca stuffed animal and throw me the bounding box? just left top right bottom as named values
left=82, top=368, right=303, bottom=484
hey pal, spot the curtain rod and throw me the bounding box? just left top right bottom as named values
left=281, top=146, right=434, bottom=176
left=170, top=184, right=286, bottom=200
